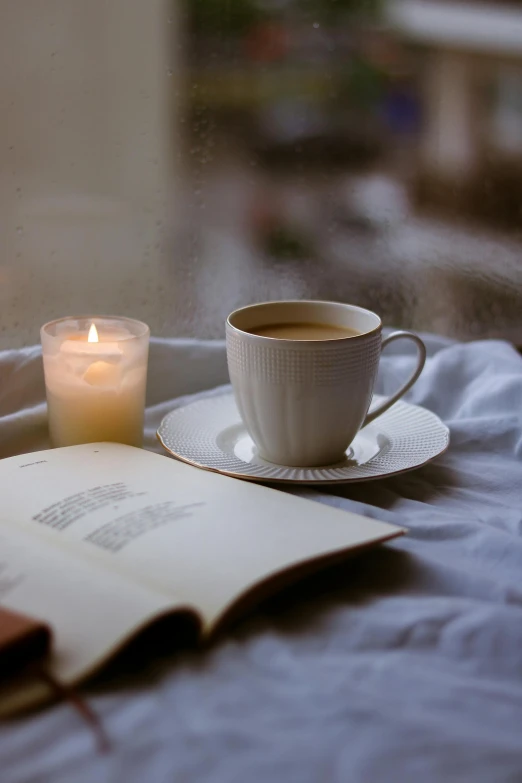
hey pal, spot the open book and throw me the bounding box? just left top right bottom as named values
left=0, top=443, right=403, bottom=716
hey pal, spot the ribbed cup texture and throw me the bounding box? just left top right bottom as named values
left=226, top=326, right=382, bottom=466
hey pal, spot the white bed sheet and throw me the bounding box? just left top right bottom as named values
left=1, top=333, right=522, bottom=783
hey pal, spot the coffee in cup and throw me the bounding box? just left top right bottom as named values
left=246, top=322, right=360, bottom=340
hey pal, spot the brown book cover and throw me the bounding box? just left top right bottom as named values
left=0, top=607, right=51, bottom=677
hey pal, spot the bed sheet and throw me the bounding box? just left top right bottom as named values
left=1, top=333, right=521, bottom=783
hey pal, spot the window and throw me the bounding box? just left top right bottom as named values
left=1, top=0, right=521, bottom=349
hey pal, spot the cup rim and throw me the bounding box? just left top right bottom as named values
left=226, top=300, right=382, bottom=343
left=41, top=314, right=150, bottom=341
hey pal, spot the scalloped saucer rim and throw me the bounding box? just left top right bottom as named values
left=157, top=392, right=449, bottom=485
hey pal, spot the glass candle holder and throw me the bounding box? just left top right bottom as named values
left=41, top=316, right=150, bottom=448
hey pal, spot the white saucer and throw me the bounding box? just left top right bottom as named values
left=157, top=392, right=449, bottom=485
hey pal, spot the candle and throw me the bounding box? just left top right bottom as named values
left=41, top=316, right=150, bottom=448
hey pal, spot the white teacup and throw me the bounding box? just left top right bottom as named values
left=226, top=300, right=426, bottom=467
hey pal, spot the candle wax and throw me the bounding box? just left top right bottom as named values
left=42, top=322, right=148, bottom=447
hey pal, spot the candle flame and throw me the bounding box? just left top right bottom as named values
left=87, top=323, right=99, bottom=343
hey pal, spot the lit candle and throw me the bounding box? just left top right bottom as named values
left=41, top=316, right=150, bottom=448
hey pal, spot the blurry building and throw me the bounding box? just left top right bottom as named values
left=389, top=0, right=522, bottom=229
left=187, top=0, right=394, bottom=167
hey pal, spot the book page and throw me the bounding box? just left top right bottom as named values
left=0, top=444, right=403, bottom=632
left=0, top=522, right=195, bottom=712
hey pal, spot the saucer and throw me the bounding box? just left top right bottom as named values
left=157, top=392, right=449, bottom=484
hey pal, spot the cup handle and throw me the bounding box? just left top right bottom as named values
left=362, top=331, right=427, bottom=428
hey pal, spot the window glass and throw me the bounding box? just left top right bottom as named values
left=1, top=0, right=521, bottom=348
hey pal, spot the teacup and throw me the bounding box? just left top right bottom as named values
left=226, top=300, right=426, bottom=467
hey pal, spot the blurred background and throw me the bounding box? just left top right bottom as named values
left=1, top=0, right=522, bottom=349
